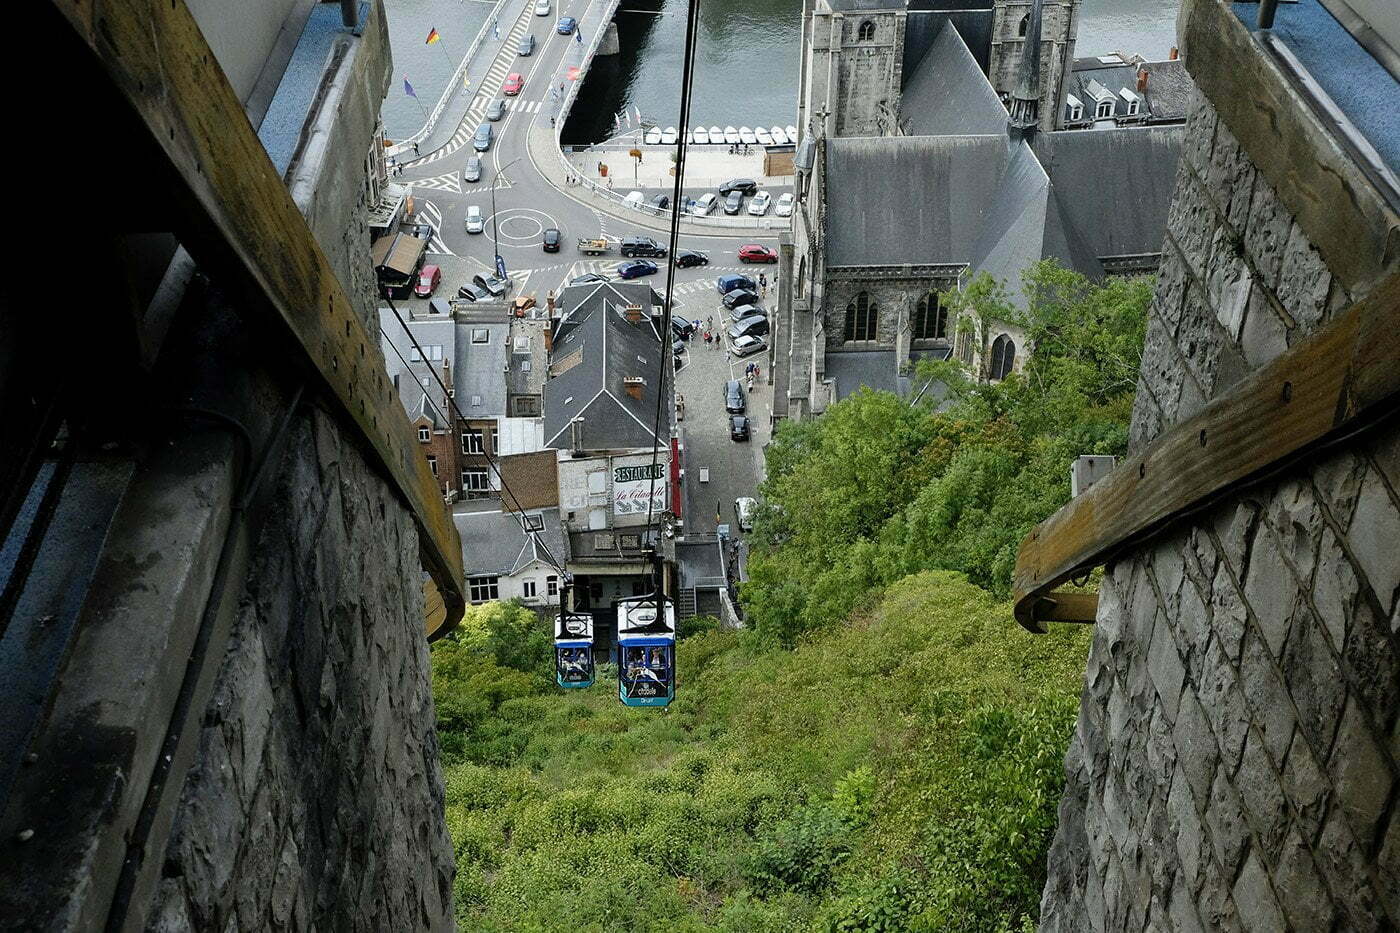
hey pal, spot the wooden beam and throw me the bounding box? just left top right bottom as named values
left=1013, top=270, right=1400, bottom=632
left=48, top=0, right=466, bottom=633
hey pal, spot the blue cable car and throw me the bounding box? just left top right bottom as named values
left=554, top=611, right=595, bottom=688
left=616, top=595, right=676, bottom=708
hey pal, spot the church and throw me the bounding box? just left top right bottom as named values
left=780, top=0, right=1186, bottom=418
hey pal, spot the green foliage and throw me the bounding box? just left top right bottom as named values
left=745, top=261, right=1150, bottom=643
left=431, top=573, right=1091, bottom=930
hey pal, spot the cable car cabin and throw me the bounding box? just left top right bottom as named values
left=616, top=595, right=676, bottom=708
left=554, top=612, right=595, bottom=688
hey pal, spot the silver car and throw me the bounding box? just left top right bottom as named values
left=465, top=205, right=484, bottom=234
left=690, top=193, right=719, bottom=216
left=463, top=156, right=482, bottom=183
left=487, top=98, right=506, bottom=121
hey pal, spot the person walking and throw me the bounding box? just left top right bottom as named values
left=412, top=142, right=420, bottom=156
left=724, top=348, right=731, bottom=364
left=550, top=116, right=556, bottom=128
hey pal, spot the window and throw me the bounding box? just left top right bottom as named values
left=1127, top=98, right=1140, bottom=115
left=620, top=533, right=641, bottom=549
left=1018, top=13, right=1029, bottom=36
left=512, top=396, right=540, bottom=417
left=490, top=426, right=499, bottom=454
left=989, top=334, right=1017, bottom=381
left=1069, top=104, right=1083, bottom=121
left=1096, top=98, right=1114, bottom=119
left=418, top=426, right=431, bottom=442
left=426, top=455, right=438, bottom=476
left=547, top=575, right=559, bottom=596
left=471, top=328, right=489, bottom=344
left=523, top=580, right=537, bottom=599
left=956, top=319, right=976, bottom=366
left=409, top=345, right=443, bottom=361
left=796, top=256, right=806, bottom=297
left=843, top=292, right=878, bottom=343
left=524, top=513, right=545, bottom=531
left=914, top=291, right=946, bottom=340
left=462, top=429, right=484, bottom=454
left=462, top=469, right=490, bottom=497
left=468, top=576, right=499, bottom=603
left=857, top=19, right=875, bottom=41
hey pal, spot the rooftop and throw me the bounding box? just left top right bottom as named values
left=900, top=22, right=1009, bottom=137
left=454, top=507, right=567, bottom=577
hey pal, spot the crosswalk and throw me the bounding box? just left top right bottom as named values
left=417, top=200, right=454, bottom=255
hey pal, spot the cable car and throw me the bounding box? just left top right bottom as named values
left=616, top=595, right=676, bottom=707
left=554, top=611, right=595, bottom=688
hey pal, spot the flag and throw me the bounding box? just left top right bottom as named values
left=425, top=27, right=441, bottom=44
left=633, top=105, right=642, bottom=125
left=403, top=76, right=417, bottom=98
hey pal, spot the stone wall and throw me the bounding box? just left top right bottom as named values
left=1038, top=85, right=1400, bottom=931
left=987, top=0, right=1079, bottom=132
left=147, top=406, right=455, bottom=932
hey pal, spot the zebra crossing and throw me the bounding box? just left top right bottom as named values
left=417, top=200, right=454, bottom=255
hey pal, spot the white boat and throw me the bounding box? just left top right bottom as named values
left=769, top=125, right=788, bottom=144
left=644, top=127, right=662, bottom=145
left=724, top=126, right=740, bottom=144
left=709, top=126, right=723, bottom=142
left=739, top=126, right=756, bottom=144
left=692, top=127, right=709, bottom=144
left=755, top=127, right=773, bottom=146
left=661, top=126, right=678, bottom=144
left=786, top=125, right=799, bottom=143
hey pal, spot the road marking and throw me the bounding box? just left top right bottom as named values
left=409, top=172, right=461, bottom=193
left=417, top=200, right=456, bottom=255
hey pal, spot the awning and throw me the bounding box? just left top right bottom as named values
left=372, top=232, right=428, bottom=279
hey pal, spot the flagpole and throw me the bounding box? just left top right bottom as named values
left=404, top=76, right=430, bottom=123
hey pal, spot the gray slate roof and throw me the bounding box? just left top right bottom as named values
left=1066, top=58, right=1193, bottom=124
left=454, top=319, right=510, bottom=418
left=455, top=507, right=566, bottom=577
left=378, top=313, right=457, bottom=428
left=543, top=283, right=672, bottom=451
left=900, top=21, right=1008, bottom=137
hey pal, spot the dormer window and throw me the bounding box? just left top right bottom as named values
left=1096, top=98, right=1114, bottom=119
left=1066, top=94, right=1083, bottom=122
left=1119, top=88, right=1141, bottom=116
left=858, top=19, right=875, bottom=41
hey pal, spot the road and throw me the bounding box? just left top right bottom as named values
left=393, top=0, right=782, bottom=540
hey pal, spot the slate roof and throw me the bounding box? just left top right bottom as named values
left=543, top=283, right=672, bottom=451
left=378, top=313, right=457, bottom=429
left=454, top=318, right=510, bottom=418
left=455, top=507, right=566, bottom=577
left=900, top=22, right=1008, bottom=137
left=1066, top=58, right=1193, bottom=124
left=824, top=0, right=902, bottom=12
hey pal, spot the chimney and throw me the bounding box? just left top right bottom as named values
left=1137, top=68, right=1149, bottom=92
left=569, top=417, right=584, bottom=456
left=543, top=321, right=553, bottom=353
left=442, top=358, right=452, bottom=392
left=547, top=289, right=557, bottom=314
left=623, top=376, right=645, bottom=400
left=1169, top=46, right=1179, bottom=61
left=624, top=304, right=644, bottom=323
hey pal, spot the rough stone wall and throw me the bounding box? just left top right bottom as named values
left=1039, top=86, right=1400, bottom=931
left=146, top=406, right=455, bottom=932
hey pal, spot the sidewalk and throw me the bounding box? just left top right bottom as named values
left=566, top=143, right=793, bottom=193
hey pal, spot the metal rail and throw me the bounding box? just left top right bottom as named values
left=49, top=0, right=467, bottom=631
left=1013, top=271, right=1400, bottom=632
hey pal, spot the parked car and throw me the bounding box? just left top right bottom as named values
left=513, top=294, right=537, bottom=314
left=775, top=192, right=795, bottom=217
left=517, top=34, right=535, bottom=55
left=673, top=336, right=687, bottom=356
left=728, top=303, right=764, bottom=322
left=716, top=273, right=757, bottom=295
left=465, top=205, right=484, bottom=233
left=747, top=191, right=772, bottom=216
left=473, top=272, right=509, bottom=297
left=620, top=235, right=667, bottom=258
left=463, top=156, right=482, bottom=183
left=623, top=190, right=646, bottom=210
left=534, top=0, right=550, bottom=14
left=738, top=243, right=778, bottom=263
left=542, top=227, right=561, bottom=252
left=728, top=314, right=770, bottom=340
left=473, top=123, right=492, bottom=152
left=724, top=379, right=746, bottom=414
left=556, top=15, right=577, bottom=33
left=723, top=190, right=744, bottom=215
left=734, top=496, right=757, bottom=531
left=487, top=98, right=506, bottom=121
left=616, top=259, right=659, bottom=279
left=722, top=288, right=759, bottom=309
left=671, top=317, right=695, bottom=339
left=731, top=334, right=767, bottom=357
left=718, top=178, right=758, bottom=196
left=503, top=73, right=524, bottom=95
left=730, top=415, right=751, bottom=442
left=648, top=194, right=670, bottom=213
left=457, top=281, right=490, bottom=302
left=570, top=272, right=610, bottom=286
left=690, top=193, right=719, bottom=216
left=415, top=264, right=441, bottom=298
left=675, top=249, right=708, bottom=268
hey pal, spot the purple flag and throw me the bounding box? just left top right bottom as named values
left=403, top=76, right=417, bottom=98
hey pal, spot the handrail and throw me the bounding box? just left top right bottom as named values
left=1012, top=271, right=1400, bottom=633
left=51, top=0, right=468, bottom=633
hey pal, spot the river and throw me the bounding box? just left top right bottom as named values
left=381, top=0, right=1182, bottom=144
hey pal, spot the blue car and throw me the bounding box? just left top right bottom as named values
left=556, top=16, right=577, bottom=34
left=616, top=259, right=658, bottom=279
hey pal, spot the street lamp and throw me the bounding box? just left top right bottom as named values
left=490, top=155, right=522, bottom=280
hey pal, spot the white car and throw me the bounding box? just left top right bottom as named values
left=734, top=496, right=757, bottom=532
left=534, top=0, right=550, bottom=15
left=691, top=192, right=719, bottom=216
left=775, top=192, right=795, bottom=217
left=747, top=191, right=771, bottom=216
left=624, top=190, right=646, bottom=210
left=465, top=205, right=484, bottom=234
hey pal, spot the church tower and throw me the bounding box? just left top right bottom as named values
left=797, top=0, right=908, bottom=140
left=989, top=0, right=1079, bottom=133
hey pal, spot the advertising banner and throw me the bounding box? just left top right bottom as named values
left=612, top=461, right=665, bottom=516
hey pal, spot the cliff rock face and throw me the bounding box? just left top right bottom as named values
left=1039, top=83, right=1400, bottom=932
left=147, top=407, right=455, bottom=932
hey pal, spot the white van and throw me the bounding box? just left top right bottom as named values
left=734, top=497, right=757, bottom=532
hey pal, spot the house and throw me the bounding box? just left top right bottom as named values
left=454, top=506, right=568, bottom=608
left=1061, top=54, right=1192, bottom=128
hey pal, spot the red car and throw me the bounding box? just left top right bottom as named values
left=415, top=263, right=441, bottom=297
left=738, top=244, right=778, bottom=264
left=503, top=73, right=524, bottom=96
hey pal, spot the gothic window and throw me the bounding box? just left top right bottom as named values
left=858, top=19, right=875, bottom=41
left=1018, top=13, right=1029, bottom=36
left=955, top=318, right=976, bottom=366
left=989, top=334, right=1017, bottom=380
left=913, top=291, right=946, bottom=340
left=843, top=292, right=877, bottom=343
left=796, top=256, right=806, bottom=298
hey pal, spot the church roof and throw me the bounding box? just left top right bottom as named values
left=900, top=21, right=1008, bottom=136
left=824, top=0, right=902, bottom=11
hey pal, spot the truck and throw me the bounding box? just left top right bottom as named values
left=577, top=236, right=617, bottom=255
left=620, top=236, right=667, bottom=258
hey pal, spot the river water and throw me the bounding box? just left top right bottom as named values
left=381, top=0, right=1181, bottom=144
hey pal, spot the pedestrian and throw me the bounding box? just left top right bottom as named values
left=413, top=142, right=420, bottom=156
left=759, top=272, right=766, bottom=288
left=703, top=330, right=711, bottom=345
left=550, top=116, right=556, bottom=128
left=724, top=348, right=732, bottom=364
left=755, top=363, right=761, bottom=381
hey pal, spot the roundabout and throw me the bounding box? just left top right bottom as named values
left=489, top=207, right=558, bottom=246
